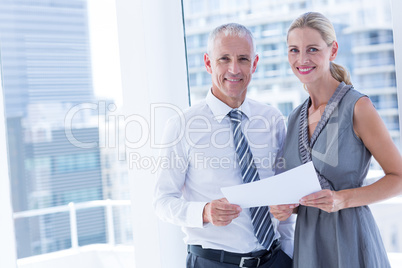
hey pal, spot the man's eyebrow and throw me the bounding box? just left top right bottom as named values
left=215, top=53, right=251, bottom=58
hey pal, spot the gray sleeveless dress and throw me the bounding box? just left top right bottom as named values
left=280, top=82, right=390, bottom=268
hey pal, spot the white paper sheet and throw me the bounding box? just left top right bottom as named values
left=221, top=162, right=322, bottom=208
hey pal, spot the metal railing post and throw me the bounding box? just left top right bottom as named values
left=69, top=202, right=79, bottom=249
left=106, top=199, right=115, bottom=245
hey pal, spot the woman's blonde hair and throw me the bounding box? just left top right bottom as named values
left=287, top=12, right=352, bottom=85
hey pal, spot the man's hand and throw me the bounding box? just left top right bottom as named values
left=270, top=204, right=299, bottom=221
left=203, top=198, right=242, bottom=226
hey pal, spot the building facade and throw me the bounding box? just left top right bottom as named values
left=183, top=0, right=398, bottom=146
left=0, top=0, right=105, bottom=258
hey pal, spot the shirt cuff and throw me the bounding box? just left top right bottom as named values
left=278, top=214, right=296, bottom=258
left=186, top=201, right=208, bottom=228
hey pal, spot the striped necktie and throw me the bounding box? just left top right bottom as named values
left=229, top=109, right=275, bottom=249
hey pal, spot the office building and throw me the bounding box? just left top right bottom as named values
left=0, top=0, right=106, bottom=258
left=183, top=0, right=398, bottom=145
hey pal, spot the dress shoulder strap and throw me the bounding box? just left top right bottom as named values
left=298, top=82, right=352, bottom=189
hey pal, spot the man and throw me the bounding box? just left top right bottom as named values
left=154, top=23, right=294, bottom=268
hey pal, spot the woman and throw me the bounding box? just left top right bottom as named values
left=271, top=12, right=402, bottom=267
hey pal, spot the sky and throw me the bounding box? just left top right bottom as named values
left=87, top=0, right=123, bottom=107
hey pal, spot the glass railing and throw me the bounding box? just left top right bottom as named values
left=13, top=199, right=133, bottom=258
left=12, top=198, right=402, bottom=268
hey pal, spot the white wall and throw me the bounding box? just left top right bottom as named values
left=17, top=245, right=135, bottom=268
left=115, top=0, right=189, bottom=267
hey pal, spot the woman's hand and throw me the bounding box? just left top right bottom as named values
left=299, top=189, right=348, bottom=213
left=270, top=204, right=299, bottom=221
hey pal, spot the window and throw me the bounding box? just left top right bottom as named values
left=278, top=102, right=293, bottom=117
left=182, top=0, right=402, bottom=256
left=261, top=43, right=280, bottom=57
left=0, top=0, right=133, bottom=261
left=189, top=73, right=198, bottom=87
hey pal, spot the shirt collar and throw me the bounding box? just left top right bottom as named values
left=205, top=89, right=252, bottom=123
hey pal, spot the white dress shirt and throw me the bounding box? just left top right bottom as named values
left=154, top=90, right=295, bottom=257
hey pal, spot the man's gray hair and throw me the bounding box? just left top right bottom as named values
left=207, top=23, right=256, bottom=56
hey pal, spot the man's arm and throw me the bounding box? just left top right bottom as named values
left=153, top=117, right=207, bottom=228
left=272, top=108, right=295, bottom=258
left=277, top=214, right=296, bottom=258
left=154, top=116, right=242, bottom=228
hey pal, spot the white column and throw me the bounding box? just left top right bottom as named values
left=115, top=0, right=189, bottom=267
left=0, top=71, right=18, bottom=266
left=391, top=0, right=402, bottom=147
